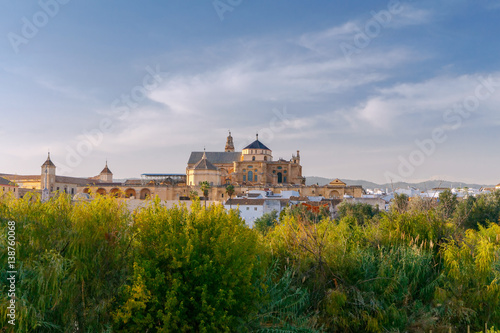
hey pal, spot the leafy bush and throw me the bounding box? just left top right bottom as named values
left=113, top=199, right=267, bottom=332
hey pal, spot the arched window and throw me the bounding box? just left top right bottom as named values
left=254, top=175, right=258, bottom=182
left=243, top=175, right=246, bottom=181
left=252, top=156, right=255, bottom=161
left=277, top=172, right=283, bottom=183
left=264, top=156, right=267, bottom=161
left=248, top=171, right=253, bottom=182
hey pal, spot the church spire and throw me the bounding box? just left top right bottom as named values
left=225, top=130, right=234, bottom=152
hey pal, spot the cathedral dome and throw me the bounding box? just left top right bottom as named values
left=243, top=138, right=270, bottom=151
left=241, top=134, right=272, bottom=161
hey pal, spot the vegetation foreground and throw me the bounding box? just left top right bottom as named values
left=1, top=191, right=500, bottom=332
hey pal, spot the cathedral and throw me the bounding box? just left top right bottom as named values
left=186, top=132, right=305, bottom=186
left=2, top=132, right=364, bottom=201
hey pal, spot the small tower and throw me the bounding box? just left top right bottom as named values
left=295, top=150, right=300, bottom=163
left=99, top=161, right=113, bottom=183
left=41, top=152, right=56, bottom=191
left=225, top=131, right=235, bottom=152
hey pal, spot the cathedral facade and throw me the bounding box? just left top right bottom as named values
left=186, top=132, right=305, bottom=186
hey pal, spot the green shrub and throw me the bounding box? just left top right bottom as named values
left=113, top=199, right=267, bottom=332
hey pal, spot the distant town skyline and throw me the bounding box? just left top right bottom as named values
left=1, top=1, right=500, bottom=184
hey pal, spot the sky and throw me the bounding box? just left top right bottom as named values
left=1, top=0, right=500, bottom=184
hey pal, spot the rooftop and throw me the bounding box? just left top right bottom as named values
left=188, top=151, right=242, bottom=165
left=243, top=139, right=270, bottom=150
left=100, top=163, right=112, bottom=175
left=0, top=177, right=15, bottom=186
left=42, top=153, right=56, bottom=167
left=193, top=152, right=218, bottom=171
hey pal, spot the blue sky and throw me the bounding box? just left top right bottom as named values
left=1, top=0, right=500, bottom=184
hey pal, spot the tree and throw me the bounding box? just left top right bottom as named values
left=336, top=202, right=379, bottom=225
left=189, top=190, right=198, bottom=201
left=438, top=189, right=458, bottom=220
left=453, top=192, right=500, bottom=229
left=254, top=210, right=278, bottom=235
left=392, top=193, right=409, bottom=214
left=200, top=181, right=211, bottom=209
left=225, top=184, right=235, bottom=209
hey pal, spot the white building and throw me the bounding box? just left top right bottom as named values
left=224, top=198, right=266, bottom=227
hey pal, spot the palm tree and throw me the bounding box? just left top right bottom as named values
left=225, top=184, right=235, bottom=209
left=189, top=190, right=198, bottom=201
left=200, top=181, right=211, bottom=209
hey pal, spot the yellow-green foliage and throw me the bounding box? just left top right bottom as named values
left=438, top=223, right=500, bottom=327
left=477, top=326, right=500, bottom=333
left=0, top=193, right=132, bottom=332
left=113, top=199, right=267, bottom=332
left=373, top=210, right=453, bottom=249
left=267, top=210, right=444, bottom=332
left=1, top=192, right=500, bottom=332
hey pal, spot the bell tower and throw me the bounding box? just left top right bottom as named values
left=225, top=130, right=234, bottom=152
left=41, top=152, right=56, bottom=191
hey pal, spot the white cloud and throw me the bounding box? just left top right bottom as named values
left=296, top=3, right=432, bottom=55
left=357, top=98, right=397, bottom=129
left=390, top=5, right=432, bottom=27
left=352, top=73, right=500, bottom=130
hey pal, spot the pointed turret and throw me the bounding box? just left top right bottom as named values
left=41, top=152, right=56, bottom=191
left=42, top=152, right=56, bottom=168
left=99, top=161, right=113, bottom=182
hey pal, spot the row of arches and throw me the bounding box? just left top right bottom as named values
left=83, top=188, right=152, bottom=199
